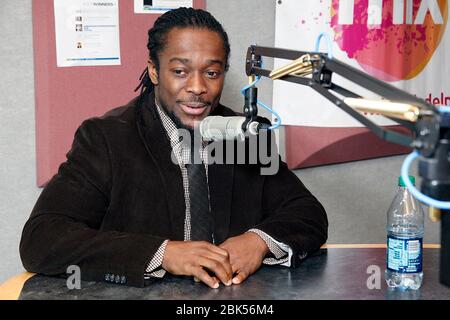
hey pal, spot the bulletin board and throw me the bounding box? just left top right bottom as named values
left=274, top=0, right=449, bottom=169
left=33, top=0, right=205, bottom=187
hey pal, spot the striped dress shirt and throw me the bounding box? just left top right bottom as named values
left=144, top=103, right=293, bottom=279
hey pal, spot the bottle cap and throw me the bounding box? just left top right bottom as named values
left=398, top=175, right=415, bottom=187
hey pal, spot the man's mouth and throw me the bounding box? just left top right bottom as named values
left=178, top=102, right=209, bottom=116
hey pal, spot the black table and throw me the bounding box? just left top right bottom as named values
left=19, top=248, right=450, bottom=300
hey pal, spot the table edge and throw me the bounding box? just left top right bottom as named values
left=1, top=244, right=440, bottom=300
left=0, top=272, right=36, bottom=300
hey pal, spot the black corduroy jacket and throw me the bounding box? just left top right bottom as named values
left=20, top=91, right=328, bottom=287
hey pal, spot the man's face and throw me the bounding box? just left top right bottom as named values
left=148, top=27, right=227, bottom=129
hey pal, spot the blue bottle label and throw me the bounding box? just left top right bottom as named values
left=387, top=236, right=423, bottom=273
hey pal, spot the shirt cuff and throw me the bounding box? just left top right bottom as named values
left=144, top=239, right=169, bottom=279
left=247, top=229, right=292, bottom=267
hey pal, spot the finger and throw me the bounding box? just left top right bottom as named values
left=206, top=268, right=228, bottom=287
left=203, top=242, right=230, bottom=258
left=201, top=250, right=233, bottom=283
left=232, top=270, right=249, bottom=285
left=194, top=277, right=201, bottom=283
left=193, top=267, right=219, bottom=289
left=198, top=257, right=232, bottom=286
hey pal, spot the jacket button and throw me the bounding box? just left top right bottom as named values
left=104, top=274, right=110, bottom=282
left=120, top=276, right=126, bottom=284
left=115, top=275, right=121, bottom=283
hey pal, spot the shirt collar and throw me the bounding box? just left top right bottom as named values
left=155, top=100, right=209, bottom=150
left=155, top=101, right=181, bottom=147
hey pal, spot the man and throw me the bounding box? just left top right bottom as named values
left=20, top=8, right=327, bottom=289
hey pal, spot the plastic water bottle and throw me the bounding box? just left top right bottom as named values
left=385, top=175, right=424, bottom=290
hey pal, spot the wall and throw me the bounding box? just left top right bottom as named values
left=0, top=0, right=41, bottom=284
left=0, top=0, right=440, bottom=285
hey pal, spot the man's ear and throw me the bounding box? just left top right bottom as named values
left=147, top=59, right=159, bottom=86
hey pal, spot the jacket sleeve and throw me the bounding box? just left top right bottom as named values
left=255, top=159, right=328, bottom=268
left=19, top=119, right=166, bottom=287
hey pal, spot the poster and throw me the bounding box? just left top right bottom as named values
left=274, top=0, right=449, bottom=127
left=134, top=0, right=193, bottom=14
left=273, top=0, right=449, bottom=169
left=54, top=0, right=121, bottom=67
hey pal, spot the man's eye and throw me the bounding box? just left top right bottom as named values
left=206, top=71, right=221, bottom=78
left=173, top=69, right=186, bottom=76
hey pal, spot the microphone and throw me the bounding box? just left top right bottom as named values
left=269, top=54, right=318, bottom=80
left=199, top=116, right=261, bottom=141
left=343, top=98, right=422, bottom=122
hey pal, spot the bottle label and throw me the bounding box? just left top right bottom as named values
left=387, top=236, right=423, bottom=273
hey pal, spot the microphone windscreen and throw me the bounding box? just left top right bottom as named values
left=199, top=116, right=246, bottom=141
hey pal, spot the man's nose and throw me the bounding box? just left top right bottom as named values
left=186, top=72, right=207, bottom=95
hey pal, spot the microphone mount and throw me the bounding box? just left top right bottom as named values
left=243, top=83, right=259, bottom=133
left=242, top=47, right=270, bottom=135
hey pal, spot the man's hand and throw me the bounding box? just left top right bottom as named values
left=219, top=232, right=269, bottom=285
left=161, top=241, right=233, bottom=289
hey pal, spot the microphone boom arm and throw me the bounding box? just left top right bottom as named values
left=245, top=45, right=450, bottom=287
left=245, top=45, right=442, bottom=157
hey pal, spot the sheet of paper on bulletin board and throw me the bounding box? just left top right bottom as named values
left=273, top=0, right=449, bottom=169
left=134, top=0, right=194, bottom=14
left=33, top=0, right=205, bottom=187
left=53, top=0, right=121, bottom=67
